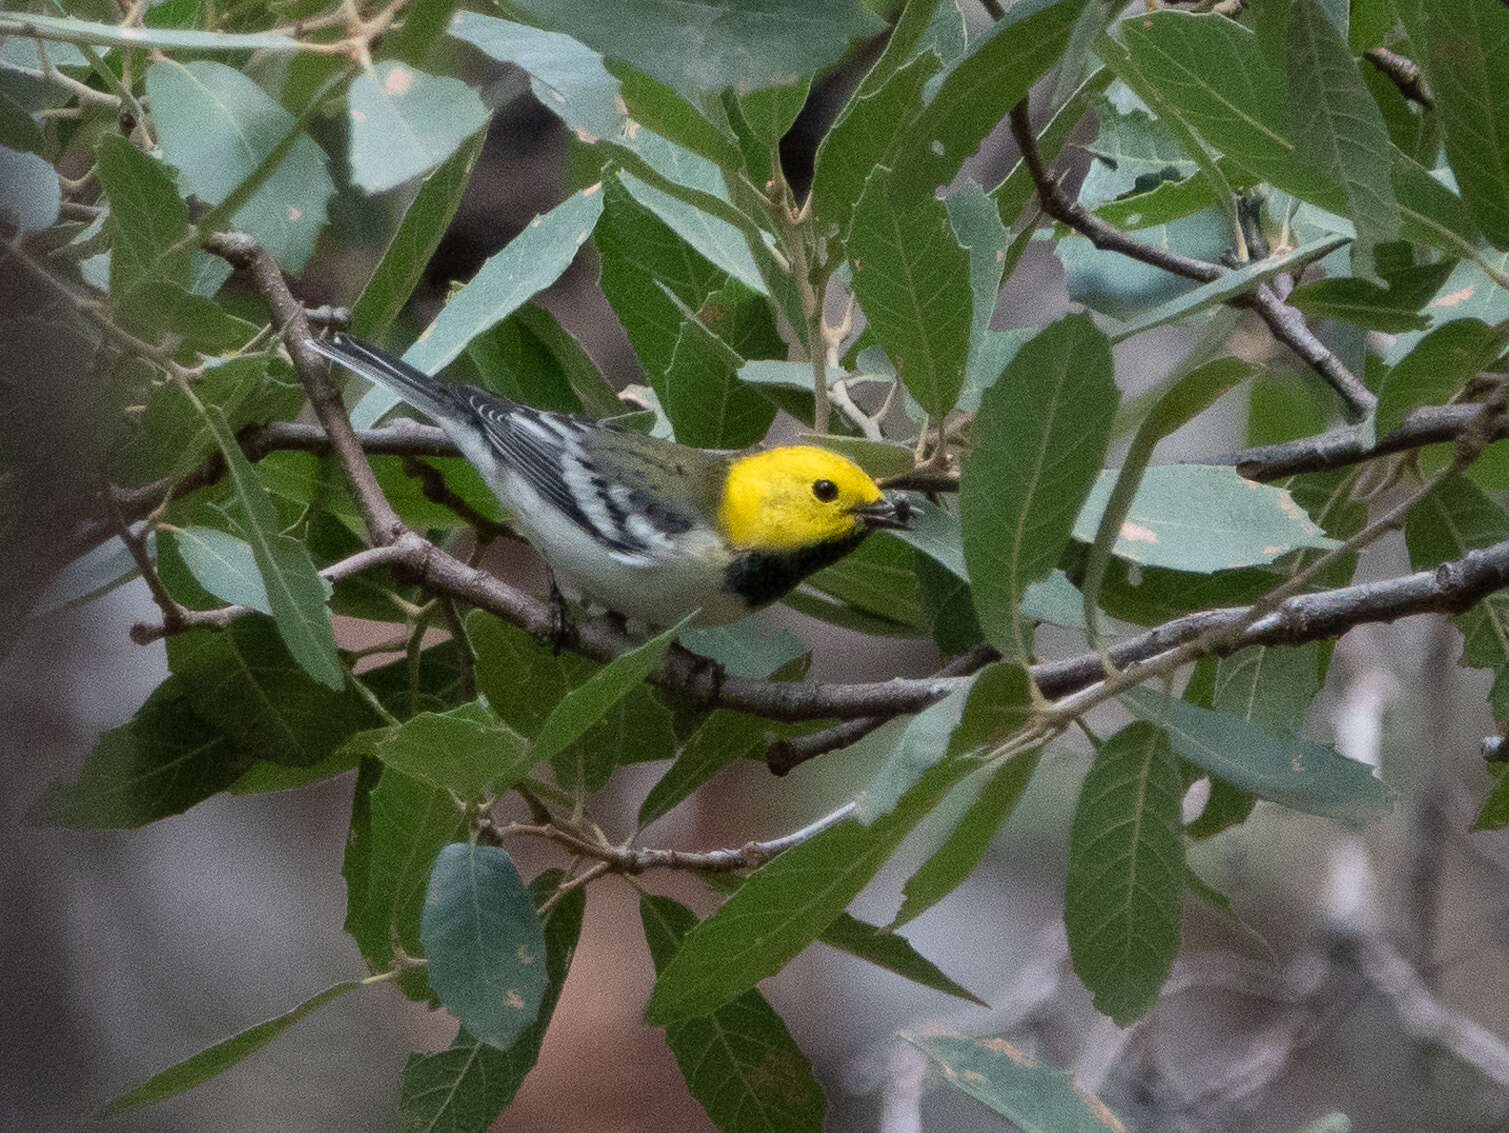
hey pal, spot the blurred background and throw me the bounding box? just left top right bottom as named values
left=5, top=5, right=1509, bottom=1131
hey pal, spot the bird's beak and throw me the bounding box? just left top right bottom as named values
left=851, top=493, right=913, bottom=531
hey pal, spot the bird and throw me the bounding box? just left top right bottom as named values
left=310, top=332, right=911, bottom=628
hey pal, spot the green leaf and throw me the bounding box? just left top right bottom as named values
left=1428, top=1, right=1509, bottom=250
left=116, top=283, right=261, bottom=353
left=729, top=76, right=811, bottom=184
left=95, top=133, right=190, bottom=294
left=201, top=403, right=343, bottom=689
left=382, top=0, right=460, bottom=65
left=28, top=536, right=140, bottom=620
left=1119, top=13, right=1331, bottom=206
left=1377, top=319, right=1508, bottom=435
left=502, top=0, right=882, bottom=99
left=1104, top=234, right=1349, bottom=342
left=1073, top=465, right=1341, bottom=573
left=800, top=532, right=927, bottom=635
left=450, top=13, right=622, bottom=138
left=848, top=165, right=972, bottom=419
left=1387, top=252, right=1509, bottom=365
left=1121, top=687, right=1390, bottom=825
left=346, top=62, right=489, bottom=194
left=608, top=61, right=742, bottom=169
left=29, top=677, right=250, bottom=829
left=810, top=49, right=939, bottom=241
left=398, top=871, right=586, bottom=1131
left=640, top=894, right=826, bottom=1133
left=660, top=281, right=779, bottom=446
left=596, top=177, right=727, bottom=382
left=677, top=620, right=807, bottom=680
left=353, top=184, right=605, bottom=427
left=820, top=912, right=985, bottom=1006
left=902, top=1029, right=1127, bottom=1133
left=1077, top=103, right=1199, bottom=210
left=893, top=751, right=1039, bottom=926
left=1092, top=169, right=1217, bottom=232
left=1404, top=476, right=1509, bottom=736
left=117, top=356, right=284, bottom=486
left=1259, top=0, right=1399, bottom=278
left=0, top=144, right=59, bottom=232
left=644, top=758, right=978, bottom=1023
left=890, top=495, right=967, bottom=581
left=1065, top=721, right=1184, bottom=1024
left=469, top=613, right=677, bottom=790
left=961, top=314, right=1116, bottom=663
left=422, top=843, right=550, bottom=1051
left=374, top=702, right=536, bottom=799
left=351, top=131, right=484, bottom=340
left=449, top=4, right=770, bottom=290
left=533, top=620, right=684, bottom=760
left=167, top=527, right=270, bottom=615
left=889, top=0, right=1082, bottom=203
left=618, top=136, right=767, bottom=295
left=166, top=619, right=370, bottom=766
left=858, top=683, right=976, bottom=823
left=0, top=88, right=43, bottom=155
left=1286, top=258, right=1456, bottom=337
left=344, top=764, right=467, bottom=1001
left=638, top=709, right=767, bottom=828
left=1077, top=357, right=1257, bottom=642
left=918, top=551, right=984, bottom=653
left=0, top=10, right=305, bottom=51
left=96, top=979, right=363, bottom=1118
left=1211, top=643, right=1323, bottom=736
left=146, top=59, right=333, bottom=273
left=945, top=179, right=1010, bottom=403
left=227, top=735, right=367, bottom=795
left=1118, top=11, right=1468, bottom=259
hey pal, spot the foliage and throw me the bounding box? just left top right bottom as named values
left=9, top=0, right=1509, bottom=1127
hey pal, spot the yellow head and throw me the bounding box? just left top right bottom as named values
left=717, top=445, right=908, bottom=551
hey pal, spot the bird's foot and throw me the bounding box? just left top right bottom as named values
left=670, top=641, right=726, bottom=708
left=537, top=577, right=579, bottom=656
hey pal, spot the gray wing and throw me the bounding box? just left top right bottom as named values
left=459, top=390, right=657, bottom=557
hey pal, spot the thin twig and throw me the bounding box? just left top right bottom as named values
left=130, top=541, right=414, bottom=643
left=501, top=801, right=860, bottom=876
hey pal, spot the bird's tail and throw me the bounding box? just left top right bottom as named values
left=309, top=332, right=460, bottom=422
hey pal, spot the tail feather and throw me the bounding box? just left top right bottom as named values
left=309, top=332, right=459, bottom=422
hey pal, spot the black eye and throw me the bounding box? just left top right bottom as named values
left=812, top=479, right=839, bottom=502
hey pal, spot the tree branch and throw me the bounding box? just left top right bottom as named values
left=1007, top=98, right=1375, bottom=422
left=491, top=801, right=859, bottom=875
left=1229, top=403, right=1509, bottom=481
left=129, top=520, right=1509, bottom=723
left=1006, top=100, right=1222, bottom=286
left=202, top=232, right=404, bottom=546
left=1364, top=46, right=1434, bottom=109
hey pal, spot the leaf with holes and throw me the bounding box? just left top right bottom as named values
left=399, top=871, right=585, bottom=1130
left=421, top=844, right=549, bottom=1051
left=903, top=1029, right=1127, bottom=1132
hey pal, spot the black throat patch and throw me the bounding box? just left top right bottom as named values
left=723, top=531, right=870, bottom=610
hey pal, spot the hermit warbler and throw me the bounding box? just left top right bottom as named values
left=312, top=333, right=910, bottom=626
